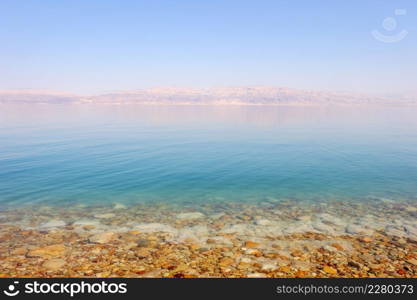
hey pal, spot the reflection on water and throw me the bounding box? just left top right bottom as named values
left=0, top=104, right=417, bottom=207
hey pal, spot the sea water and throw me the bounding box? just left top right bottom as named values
left=1, top=104, right=416, bottom=209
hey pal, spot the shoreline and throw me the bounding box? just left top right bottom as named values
left=1, top=199, right=416, bottom=277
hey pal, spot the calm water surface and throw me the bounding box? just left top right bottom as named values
left=0, top=104, right=416, bottom=208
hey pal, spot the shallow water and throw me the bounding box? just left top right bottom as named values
left=1, top=104, right=417, bottom=208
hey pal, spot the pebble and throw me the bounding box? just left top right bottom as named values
left=322, top=245, right=338, bottom=252
left=247, top=273, right=266, bottom=278
left=219, top=258, right=234, bottom=267
left=10, top=247, right=27, bottom=256
left=360, top=237, right=372, bottom=243
left=210, top=213, right=225, bottom=220
left=136, top=248, right=151, bottom=258
left=317, top=213, right=346, bottom=226
left=384, top=225, right=406, bottom=237
left=291, top=250, right=303, bottom=257
left=297, top=215, right=311, bottom=221
left=255, top=219, right=272, bottom=226
left=279, top=266, right=291, bottom=273
left=42, top=258, right=66, bottom=271
left=348, top=261, right=362, bottom=269
left=404, top=206, right=417, bottom=213
left=292, top=261, right=311, bottom=271
left=240, top=257, right=252, bottom=264
left=330, top=243, right=344, bottom=251
left=176, top=212, right=205, bottom=220
left=245, top=249, right=262, bottom=256
left=346, top=224, right=373, bottom=235
left=245, top=241, right=260, bottom=248
left=73, top=219, right=101, bottom=227
left=323, top=266, right=337, bottom=274
left=261, top=263, right=277, bottom=271
left=136, top=239, right=150, bottom=247
left=113, top=203, right=127, bottom=210
left=27, top=244, right=66, bottom=258
left=88, top=232, right=117, bottom=244
left=39, top=220, right=66, bottom=229
left=94, top=213, right=116, bottom=219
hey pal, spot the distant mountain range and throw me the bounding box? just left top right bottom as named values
left=0, top=87, right=416, bottom=105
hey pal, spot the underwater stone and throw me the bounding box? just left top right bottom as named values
left=39, top=220, right=66, bottom=229
left=176, top=212, right=205, bottom=220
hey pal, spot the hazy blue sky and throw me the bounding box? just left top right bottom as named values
left=0, top=0, right=416, bottom=95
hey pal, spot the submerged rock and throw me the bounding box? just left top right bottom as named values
left=113, top=203, right=127, bottom=210
left=133, top=223, right=178, bottom=236
left=73, top=219, right=101, bottom=227
left=176, top=212, right=205, bottom=220
left=345, top=224, right=373, bottom=235
left=312, top=221, right=335, bottom=234
left=176, top=225, right=210, bottom=243
left=89, top=232, right=117, bottom=244
left=39, top=220, right=66, bottom=229
left=94, top=213, right=116, bottom=219
left=384, top=225, right=406, bottom=237
left=254, top=219, right=273, bottom=226
left=316, top=213, right=346, bottom=226
left=210, top=212, right=225, bottom=220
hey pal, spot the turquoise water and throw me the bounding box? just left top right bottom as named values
left=0, top=104, right=417, bottom=208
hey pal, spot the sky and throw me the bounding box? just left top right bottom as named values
left=0, top=0, right=416, bottom=95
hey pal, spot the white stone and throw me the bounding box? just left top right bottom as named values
left=94, top=213, right=116, bottom=219
left=73, top=219, right=101, bottom=227
left=283, top=223, right=314, bottom=234
left=176, top=212, right=205, bottom=220
left=384, top=225, right=406, bottom=237
left=133, top=223, right=178, bottom=235
left=261, top=263, right=278, bottom=271
left=89, top=232, right=117, bottom=244
left=220, top=224, right=254, bottom=236
left=292, top=260, right=311, bottom=271
left=247, top=273, right=266, bottom=278
left=297, top=215, right=311, bottom=221
left=113, top=203, right=127, bottom=210
left=255, top=219, right=273, bottom=226
left=321, top=245, right=337, bottom=252
left=210, top=212, right=225, bottom=220
left=176, top=225, right=209, bottom=243
left=404, top=206, right=417, bottom=213
left=345, top=224, right=373, bottom=235
left=317, top=213, right=346, bottom=226
left=404, top=225, right=417, bottom=236
left=312, top=221, right=335, bottom=234
left=240, top=257, right=252, bottom=263
left=245, top=249, right=260, bottom=255
left=39, top=220, right=66, bottom=229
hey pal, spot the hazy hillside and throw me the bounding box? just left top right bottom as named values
left=0, top=90, right=79, bottom=104
left=1, top=87, right=415, bottom=105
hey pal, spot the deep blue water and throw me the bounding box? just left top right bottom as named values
left=0, top=104, right=417, bottom=207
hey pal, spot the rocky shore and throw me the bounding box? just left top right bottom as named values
left=0, top=198, right=416, bottom=277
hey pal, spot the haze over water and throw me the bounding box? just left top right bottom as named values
left=1, top=104, right=417, bottom=208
